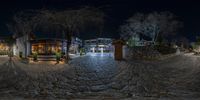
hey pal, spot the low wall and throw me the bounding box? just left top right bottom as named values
left=123, top=46, right=179, bottom=60
left=123, top=46, right=160, bottom=60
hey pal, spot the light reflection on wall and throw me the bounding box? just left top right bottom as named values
left=0, top=43, right=9, bottom=51
left=31, top=43, right=61, bottom=54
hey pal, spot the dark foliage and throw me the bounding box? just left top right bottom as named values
left=154, top=45, right=176, bottom=55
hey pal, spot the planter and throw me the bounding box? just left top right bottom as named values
left=33, top=52, right=38, bottom=62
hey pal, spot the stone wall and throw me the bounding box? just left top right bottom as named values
left=123, top=46, right=161, bottom=60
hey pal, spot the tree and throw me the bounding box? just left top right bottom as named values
left=7, top=11, right=36, bottom=58
left=178, top=37, right=189, bottom=49
left=121, top=12, right=182, bottom=45
left=8, top=8, right=104, bottom=62
left=120, top=13, right=145, bottom=40
left=53, top=8, right=104, bottom=63
left=4, top=36, right=15, bottom=61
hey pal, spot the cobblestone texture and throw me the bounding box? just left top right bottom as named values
left=0, top=53, right=200, bottom=100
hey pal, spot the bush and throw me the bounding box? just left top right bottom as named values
left=33, top=52, right=38, bottom=61
left=154, top=45, right=176, bottom=55
left=80, top=48, right=86, bottom=56
left=56, top=52, right=61, bottom=62
left=127, top=46, right=161, bottom=60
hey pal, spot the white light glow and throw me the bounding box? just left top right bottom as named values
left=101, top=48, right=103, bottom=53
left=92, top=47, right=95, bottom=53
left=98, top=45, right=105, bottom=47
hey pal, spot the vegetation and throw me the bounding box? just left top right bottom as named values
left=154, top=45, right=176, bottom=55
left=127, top=37, right=137, bottom=47
left=33, top=52, right=38, bottom=61
left=80, top=48, right=86, bottom=56
left=4, top=36, right=15, bottom=60
left=192, top=37, right=200, bottom=54
left=7, top=11, right=36, bottom=59
left=120, top=12, right=182, bottom=45
left=56, top=52, right=61, bottom=63
left=0, top=51, right=9, bottom=55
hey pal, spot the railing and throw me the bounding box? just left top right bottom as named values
left=0, top=51, right=9, bottom=56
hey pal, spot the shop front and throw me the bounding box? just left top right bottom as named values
left=0, top=43, right=9, bottom=55
left=31, top=39, right=66, bottom=55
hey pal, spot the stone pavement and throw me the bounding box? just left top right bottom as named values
left=0, top=53, right=200, bottom=99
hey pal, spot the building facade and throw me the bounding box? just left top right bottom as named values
left=14, top=34, right=82, bottom=57
left=127, top=34, right=153, bottom=47
left=84, top=38, right=113, bottom=53
left=0, top=38, right=9, bottom=55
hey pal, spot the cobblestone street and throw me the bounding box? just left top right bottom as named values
left=0, top=53, right=200, bottom=99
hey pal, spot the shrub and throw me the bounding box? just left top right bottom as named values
left=33, top=52, right=38, bottom=61
left=56, top=52, right=61, bottom=62
left=80, top=48, right=85, bottom=56
left=154, top=45, right=176, bottom=55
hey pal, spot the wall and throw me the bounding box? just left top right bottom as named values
left=14, top=35, right=30, bottom=57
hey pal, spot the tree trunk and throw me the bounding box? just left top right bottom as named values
left=152, top=25, right=159, bottom=45
left=24, top=34, right=30, bottom=59
left=24, top=42, right=27, bottom=59
left=9, top=46, right=12, bottom=61
left=65, top=35, right=72, bottom=64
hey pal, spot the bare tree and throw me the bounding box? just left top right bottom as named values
left=7, top=12, right=34, bottom=58
left=54, top=8, right=104, bottom=63
left=121, top=12, right=182, bottom=45
left=120, top=13, right=145, bottom=40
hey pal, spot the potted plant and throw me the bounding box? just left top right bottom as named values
left=33, top=52, right=38, bottom=61
left=56, top=52, right=61, bottom=63
left=80, top=48, right=83, bottom=56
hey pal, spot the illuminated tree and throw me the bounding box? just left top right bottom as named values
left=121, top=12, right=182, bottom=45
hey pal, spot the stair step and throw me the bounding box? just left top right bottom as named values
left=38, top=55, right=56, bottom=58
left=37, top=58, right=56, bottom=61
left=29, top=55, right=61, bottom=61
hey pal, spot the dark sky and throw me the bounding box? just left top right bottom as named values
left=0, top=0, right=200, bottom=40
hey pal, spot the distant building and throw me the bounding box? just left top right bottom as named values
left=69, top=37, right=82, bottom=54
left=127, top=34, right=153, bottom=47
left=84, top=38, right=113, bottom=53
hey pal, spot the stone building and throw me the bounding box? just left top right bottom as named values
left=84, top=38, right=113, bottom=53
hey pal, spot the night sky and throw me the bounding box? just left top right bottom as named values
left=0, top=0, right=200, bottom=40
